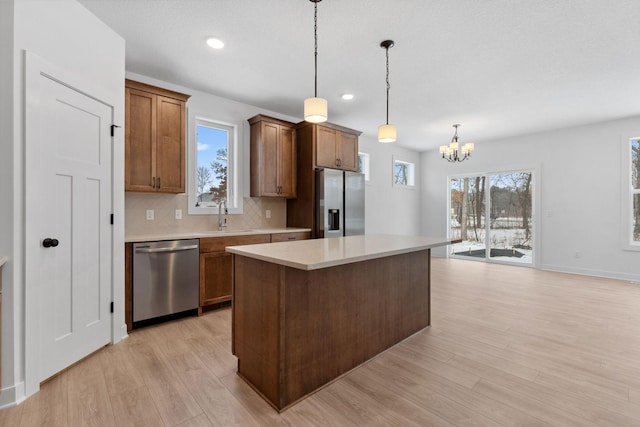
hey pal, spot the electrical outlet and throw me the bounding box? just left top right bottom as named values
left=265, top=209, right=271, bottom=219
left=175, top=209, right=182, bottom=219
left=146, top=209, right=154, bottom=220
left=575, top=251, right=581, bottom=259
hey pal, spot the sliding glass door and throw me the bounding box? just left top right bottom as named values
left=450, top=170, right=533, bottom=265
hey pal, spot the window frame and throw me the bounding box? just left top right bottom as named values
left=358, top=152, right=370, bottom=182
left=447, top=167, right=539, bottom=268
left=392, top=156, right=416, bottom=188
left=622, top=136, right=640, bottom=251
left=187, top=114, right=242, bottom=215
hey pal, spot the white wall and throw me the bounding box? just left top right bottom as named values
left=0, top=0, right=16, bottom=409
left=358, top=136, right=422, bottom=235
left=421, top=116, right=640, bottom=282
left=1, top=0, right=124, bottom=407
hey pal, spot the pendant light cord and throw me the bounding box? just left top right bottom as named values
left=385, top=46, right=390, bottom=125
left=314, top=1, right=318, bottom=97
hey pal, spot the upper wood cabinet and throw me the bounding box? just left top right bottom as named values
left=249, top=115, right=296, bottom=198
left=125, top=79, right=190, bottom=193
left=300, top=121, right=361, bottom=172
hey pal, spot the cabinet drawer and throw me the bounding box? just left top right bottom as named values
left=270, top=231, right=311, bottom=243
left=200, top=234, right=271, bottom=253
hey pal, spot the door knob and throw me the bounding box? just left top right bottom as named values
left=42, top=238, right=59, bottom=248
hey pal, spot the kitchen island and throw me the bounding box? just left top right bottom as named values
left=227, top=234, right=456, bottom=411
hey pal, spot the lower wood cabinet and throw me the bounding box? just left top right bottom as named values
left=199, top=251, right=233, bottom=308
left=199, top=234, right=270, bottom=313
left=270, top=231, right=311, bottom=242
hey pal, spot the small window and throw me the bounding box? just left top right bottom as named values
left=393, top=158, right=415, bottom=187
left=358, top=152, right=370, bottom=181
left=188, top=117, right=240, bottom=215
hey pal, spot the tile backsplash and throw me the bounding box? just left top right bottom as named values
left=125, top=193, right=286, bottom=236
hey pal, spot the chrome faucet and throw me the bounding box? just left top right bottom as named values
left=217, top=199, right=228, bottom=231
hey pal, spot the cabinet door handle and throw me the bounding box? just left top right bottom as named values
left=152, top=177, right=156, bottom=189
left=157, top=177, right=161, bottom=189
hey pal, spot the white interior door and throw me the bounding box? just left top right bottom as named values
left=36, top=74, right=113, bottom=382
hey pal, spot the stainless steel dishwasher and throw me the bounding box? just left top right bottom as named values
left=133, top=239, right=199, bottom=327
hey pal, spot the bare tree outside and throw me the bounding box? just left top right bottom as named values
left=208, top=148, right=228, bottom=203
left=197, top=166, right=212, bottom=203
left=450, top=171, right=533, bottom=264
left=195, top=122, right=229, bottom=207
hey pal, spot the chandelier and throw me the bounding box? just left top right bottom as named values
left=439, top=124, right=474, bottom=162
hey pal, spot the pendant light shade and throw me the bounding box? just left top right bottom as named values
left=378, top=124, right=397, bottom=143
left=304, top=97, right=328, bottom=123
left=378, top=40, right=396, bottom=143
left=304, top=0, right=327, bottom=123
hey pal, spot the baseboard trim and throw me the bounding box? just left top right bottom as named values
left=540, top=263, right=640, bottom=283
left=0, top=380, right=26, bottom=409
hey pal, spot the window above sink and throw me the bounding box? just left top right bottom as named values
left=187, top=114, right=243, bottom=215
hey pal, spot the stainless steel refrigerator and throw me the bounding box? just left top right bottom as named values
left=315, top=168, right=365, bottom=238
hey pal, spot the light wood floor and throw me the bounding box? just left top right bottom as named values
left=2, top=258, right=640, bottom=426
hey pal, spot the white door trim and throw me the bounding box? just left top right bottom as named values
left=24, top=51, right=125, bottom=398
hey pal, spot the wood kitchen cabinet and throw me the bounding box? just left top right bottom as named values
left=270, top=231, right=311, bottom=242
left=199, top=234, right=270, bottom=313
left=249, top=115, right=296, bottom=198
left=311, top=122, right=359, bottom=172
left=287, top=121, right=361, bottom=236
left=125, top=79, right=190, bottom=193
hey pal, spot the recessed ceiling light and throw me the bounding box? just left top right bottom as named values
left=206, top=38, right=225, bottom=49
left=341, top=93, right=354, bottom=100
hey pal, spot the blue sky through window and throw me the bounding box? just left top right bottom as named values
left=197, top=124, right=228, bottom=192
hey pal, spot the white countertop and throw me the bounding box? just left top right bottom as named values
left=125, top=228, right=310, bottom=243
left=226, top=234, right=457, bottom=271
left=0, top=256, right=7, bottom=268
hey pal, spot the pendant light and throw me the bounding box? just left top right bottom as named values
left=378, top=40, right=396, bottom=143
left=439, top=124, right=474, bottom=162
left=304, top=0, right=328, bottom=123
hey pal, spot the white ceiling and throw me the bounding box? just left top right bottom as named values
left=79, top=0, right=640, bottom=152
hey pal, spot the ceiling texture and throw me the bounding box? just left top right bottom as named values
left=79, top=0, right=640, bottom=152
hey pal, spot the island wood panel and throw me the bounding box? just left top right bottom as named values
left=232, top=249, right=431, bottom=411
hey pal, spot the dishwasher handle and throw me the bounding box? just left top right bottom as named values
left=135, top=244, right=199, bottom=253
